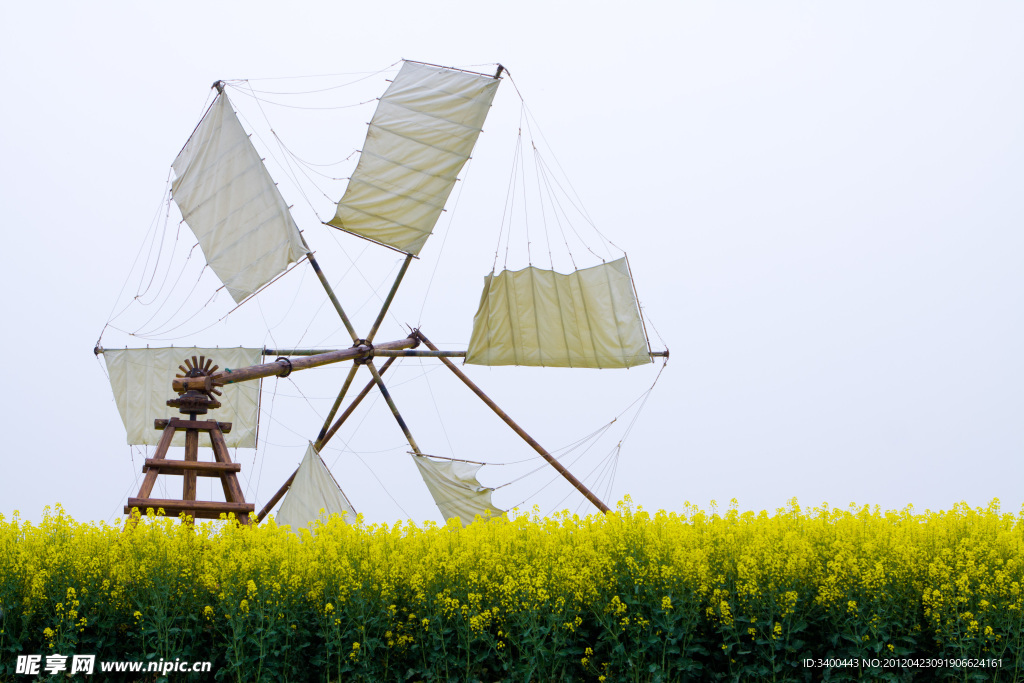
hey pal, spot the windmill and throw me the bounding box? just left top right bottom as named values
left=95, top=61, right=668, bottom=527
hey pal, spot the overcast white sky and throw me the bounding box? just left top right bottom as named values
left=2, top=2, right=1022, bottom=525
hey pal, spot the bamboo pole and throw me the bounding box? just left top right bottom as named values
left=317, top=358, right=397, bottom=450
left=256, top=470, right=299, bottom=524
left=413, top=329, right=611, bottom=513
left=373, top=349, right=467, bottom=358
left=173, top=337, right=417, bottom=392
left=366, top=361, right=422, bottom=454
left=307, top=253, right=359, bottom=343
left=263, top=348, right=341, bottom=356
left=99, top=346, right=665, bottom=358
left=366, top=254, right=413, bottom=343
left=316, top=364, right=360, bottom=444
left=256, top=357, right=398, bottom=523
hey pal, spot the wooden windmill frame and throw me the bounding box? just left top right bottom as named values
left=101, top=61, right=667, bottom=526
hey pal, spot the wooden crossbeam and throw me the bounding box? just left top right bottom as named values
left=125, top=498, right=254, bottom=520
left=155, top=418, right=232, bottom=433
left=143, top=459, right=241, bottom=475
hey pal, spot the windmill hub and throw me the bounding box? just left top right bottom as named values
left=168, top=356, right=223, bottom=416
left=353, top=340, right=374, bottom=365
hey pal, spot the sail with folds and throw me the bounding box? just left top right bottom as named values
left=103, top=347, right=262, bottom=447
left=413, top=455, right=501, bottom=526
left=171, top=93, right=309, bottom=303
left=276, top=443, right=356, bottom=530
left=328, top=61, right=501, bottom=255
left=466, top=258, right=652, bottom=369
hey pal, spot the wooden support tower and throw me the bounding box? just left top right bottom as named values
left=124, top=356, right=254, bottom=524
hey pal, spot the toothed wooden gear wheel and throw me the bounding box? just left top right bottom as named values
left=167, top=355, right=223, bottom=415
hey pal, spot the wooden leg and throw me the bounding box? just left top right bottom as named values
left=217, top=473, right=234, bottom=503
left=182, top=426, right=198, bottom=522
left=136, top=424, right=177, bottom=500
left=209, top=426, right=250, bottom=524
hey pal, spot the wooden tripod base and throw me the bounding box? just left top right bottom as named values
left=125, top=417, right=254, bottom=524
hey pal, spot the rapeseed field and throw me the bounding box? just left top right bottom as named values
left=1, top=498, right=1021, bottom=681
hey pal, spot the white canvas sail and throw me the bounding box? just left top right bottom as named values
left=328, top=61, right=501, bottom=255
left=104, top=347, right=261, bottom=447
left=171, top=93, right=309, bottom=303
left=466, top=258, right=651, bottom=369
left=276, top=443, right=356, bottom=530
left=413, top=455, right=501, bottom=526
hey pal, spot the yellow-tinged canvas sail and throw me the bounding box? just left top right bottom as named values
left=328, top=61, right=500, bottom=255
left=413, top=455, right=501, bottom=526
left=103, top=347, right=262, bottom=448
left=171, top=93, right=309, bottom=303
left=276, top=443, right=356, bottom=530
left=466, top=258, right=652, bottom=369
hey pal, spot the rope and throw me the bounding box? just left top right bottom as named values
left=108, top=447, right=143, bottom=524
left=230, top=91, right=379, bottom=112
left=247, top=376, right=279, bottom=501
left=125, top=240, right=205, bottom=334
left=487, top=76, right=629, bottom=274
left=273, top=136, right=358, bottom=172
left=129, top=264, right=212, bottom=338
left=417, top=158, right=474, bottom=327
left=421, top=360, right=456, bottom=456
left=499, top=357, right=667, bottom=510
left=133, top=222, right=190, bottom=308
left=98, top=170, right=174, bottom=345
left=551, top=444, right=618, bottom=516
left=321, top=443, right=409, bottom=456
left=234, top=89, right=324, bottom=221
left=495, top=421, right=614, bottom=491
left=321, top=227, right=405, bottom=332
left=503, top=430, right=605, bottom=509
left=285, top=377, right=323, bottom=420
left=222, top=62, right=400, bottom=85
left=316, top=361, right=414, bottom=519
left=133, top=185, right=174, bottom=301
left=130, top=254, right=311, bottom=341
left=491, top=106, right=525, bottom=274
left=413, top=453, right=489, bottom=466
left=353, top=450, right=412, bottom=519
